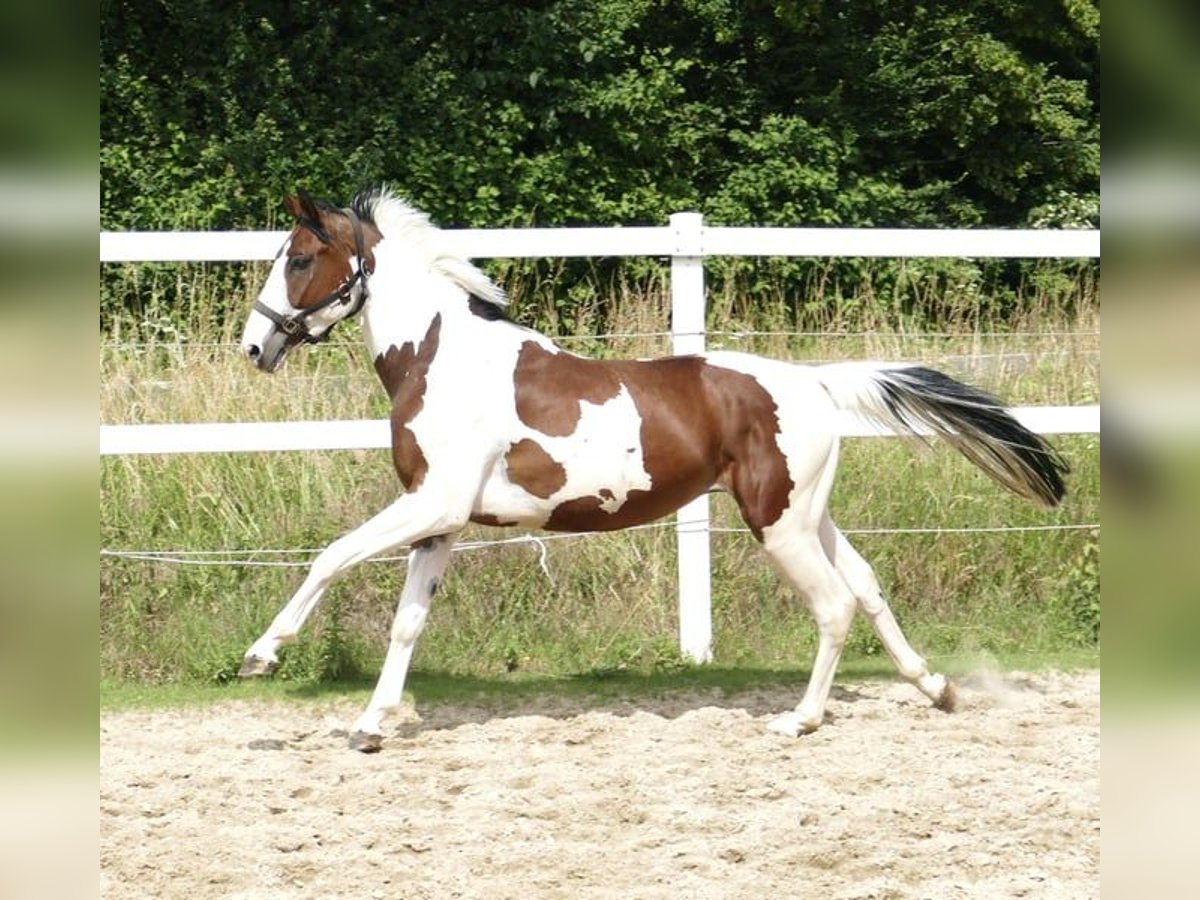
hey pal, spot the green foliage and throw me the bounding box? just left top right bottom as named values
left=101, top=1, right=1098, bottom=336
left=1056, top=534, right=1100, bottom=646
left=101, top=0, right=1097, bottom=233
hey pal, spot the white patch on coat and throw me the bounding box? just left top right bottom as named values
left=239, top=240, right=291, bottom=353
left=471, top=382, right=652, bottom=526
left=541, top=384, right=651, bottom=509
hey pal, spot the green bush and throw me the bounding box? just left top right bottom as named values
left=101, top=0, right=1098, bottom=334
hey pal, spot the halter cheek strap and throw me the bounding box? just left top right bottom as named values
left=254, top=209, right=372, bottom=345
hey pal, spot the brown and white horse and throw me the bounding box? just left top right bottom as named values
left=238, top=186, right=1067, bottom=752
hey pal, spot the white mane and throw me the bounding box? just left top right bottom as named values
left=365, top=187, right=509, bottom=308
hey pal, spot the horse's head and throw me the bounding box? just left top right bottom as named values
left=240, top=190, right=377, bottom=373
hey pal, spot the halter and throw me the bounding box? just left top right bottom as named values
left=253, top=208, right=373, bottom=345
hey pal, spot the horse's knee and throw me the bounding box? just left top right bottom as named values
left=857, top=590, right=888, bottom=618
left=392, top=603, right=429, bottom=644
left=308, top=545, right=349, bottom=589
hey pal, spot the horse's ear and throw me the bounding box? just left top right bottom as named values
left=284, top=189, right=325, bottom=223
left=283, top=193, right=305, bottom=219
left=296, top=188, right=323, bottom=221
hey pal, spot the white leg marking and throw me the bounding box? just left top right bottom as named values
left=763, top=528, right=858, bottom=737
left=350, top=535, right=456, bottom=745
left=820, top=515, right=954, bottom=710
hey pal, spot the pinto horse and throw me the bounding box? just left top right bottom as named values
left=238, top=186, right=1067, bottom=752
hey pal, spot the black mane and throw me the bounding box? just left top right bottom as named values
left=351, top=184, right=385, bottom=226
left=467, top=293, right=511, bottom=322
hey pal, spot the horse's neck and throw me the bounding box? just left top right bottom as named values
left=362, top=300, right=429, bottom=363
left=359, top=265, right=454, bottom=361
left=361, top=288, right=556, bottom=401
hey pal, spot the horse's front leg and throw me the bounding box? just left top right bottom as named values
left=238, top=492, right=469, bottom=678
left=348, top=534, right=456, bottom=752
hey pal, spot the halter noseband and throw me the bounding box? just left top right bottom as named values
left=254, top=208, right=373, bottom=345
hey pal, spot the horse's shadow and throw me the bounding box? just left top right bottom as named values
left=275, top=666, right=885, bottom=745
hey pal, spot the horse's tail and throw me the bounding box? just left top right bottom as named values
left=815, top=362, right=1069, bottom=507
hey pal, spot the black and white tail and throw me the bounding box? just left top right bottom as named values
left=817, top=362, right=1069, bottom=507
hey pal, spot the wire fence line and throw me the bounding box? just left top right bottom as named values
left=100, top=521, right=1100, bottom=571
left=101, top=328, right=1102, bottom=352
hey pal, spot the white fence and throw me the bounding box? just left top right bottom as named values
left=100, top=215, right=1100, bottom=662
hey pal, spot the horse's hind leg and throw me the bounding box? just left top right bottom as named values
left=725, top=434, right=859, bottom=735
left=819, top=515, right=956, bottom=712
left=760, top=524, right=860, bottom=736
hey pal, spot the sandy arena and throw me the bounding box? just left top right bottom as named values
left=101, top=669, right=1098, bottom=898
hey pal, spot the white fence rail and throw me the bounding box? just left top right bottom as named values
left=101, top=216, right=1100, bottom=662
left=100, top=224, right=1098, bottom=262
left=99, top=407, right=1100, bottom=457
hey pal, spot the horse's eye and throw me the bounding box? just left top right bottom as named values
left=288, top=255, right=313, bottom=273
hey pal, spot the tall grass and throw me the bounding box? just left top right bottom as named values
left=100, top=260, right=1099, bottom=685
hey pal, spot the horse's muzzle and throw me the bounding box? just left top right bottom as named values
left=242, top=338, right=285, bottom=373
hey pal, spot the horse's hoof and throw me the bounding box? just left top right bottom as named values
left=238, top=654, right=278, bottom=678
left=766, top=712, right=820, bottom=737
left=933, top=680, right=958, bottom=713
left=348, top=731, right=383, bottom=753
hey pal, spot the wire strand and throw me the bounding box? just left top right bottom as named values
left=100, top=329, right=1100, bottom=352
left=99, top=522, right=1098, bottom=569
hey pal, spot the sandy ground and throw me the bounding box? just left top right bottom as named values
left=101, top=670, right=1098, bottom=899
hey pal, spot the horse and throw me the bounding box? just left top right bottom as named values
left=238, top=186, right=1068, bottom=753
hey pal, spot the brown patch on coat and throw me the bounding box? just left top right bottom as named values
left=373, top=315, right=442, bottom=490
left=504, top=439, right=567, bottom=499
left=541, top=494, right=642, bottom=531
left=701, top=366, right=794, bottom=540
left=469, top=512, right=520, bottom=528
left=513, top=342, right=622, bottom=436
left=511, top=347, right=794, bottom=537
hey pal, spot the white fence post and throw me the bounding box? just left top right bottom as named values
left=669, top=212, right=713, bottom=664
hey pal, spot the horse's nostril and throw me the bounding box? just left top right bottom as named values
left=245, top=344, right=261, bottom=361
